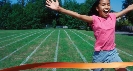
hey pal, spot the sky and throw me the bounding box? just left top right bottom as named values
left=75, top=0, right=124, bottom=12
left=10, top=0, right=124, bottom=12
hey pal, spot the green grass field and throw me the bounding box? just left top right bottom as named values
left=0, top=29, right=133, bottom=71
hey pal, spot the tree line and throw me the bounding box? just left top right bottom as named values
left=0, top=0, right=133, bottom=30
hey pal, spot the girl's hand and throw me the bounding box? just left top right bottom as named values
left=46, top=0, right=59, bottom=11
left=115, top=4, right=133, bottom=18
left=127, top=4, right=133, bottom=11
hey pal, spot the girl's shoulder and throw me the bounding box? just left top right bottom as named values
left=92, top=13, right=116, bottom=19
left=91, top=13, right=116, bottom=23
left=109, top=13, right=116, bottom=17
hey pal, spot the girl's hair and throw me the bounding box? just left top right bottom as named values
left=87, top=0, right=100, bottom=28
left=88, top=0, right=100, bottom=16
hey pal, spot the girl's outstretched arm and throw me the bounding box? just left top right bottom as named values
left=45, top=0, right=93, bottom=24
left=115, top=4, right=133, bottom=18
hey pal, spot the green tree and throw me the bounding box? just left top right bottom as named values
left=122, top=0, right=133, bottom=25
left=17, top=0, right=26, bottom=7
left=58, top=0, right=82, bottom=29
left=8, top=3, right=25, bottom=29
left=0, top=0, right=96, bottom=30
left=58, top=0, right=96, bottom=29
left=0, top=2, right=12, bottom=29
left=23, top=0, right=45, bottom=29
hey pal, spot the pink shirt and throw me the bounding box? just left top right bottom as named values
left=91, top=13, right=116, bottom=51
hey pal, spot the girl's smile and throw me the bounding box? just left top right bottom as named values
left=96, top=0, right=111, bottom=18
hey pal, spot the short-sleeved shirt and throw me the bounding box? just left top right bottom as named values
left=91, top=13, right=116, bottom=51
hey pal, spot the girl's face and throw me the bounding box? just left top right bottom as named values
left=96, top=0, right=111, bottom=18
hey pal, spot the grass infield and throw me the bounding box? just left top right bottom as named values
left=0, top=29, right=133, bottom=71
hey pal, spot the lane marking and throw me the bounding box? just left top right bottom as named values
left=70, top=30, right=94, bottom=47
left=64, top=30, right=92, bottom=71
left=20, top=30, right=55, bottom=65
left=0, top=31, right=36, bottom=44
left=0, top=31, right=48, bottom=62
left=0, top=31, right=43, bottom=48
left=52, top=30, right=60, bottom=71
left=0, top=30, right=41, bottom=40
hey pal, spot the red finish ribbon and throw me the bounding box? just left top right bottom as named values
left=1, top=62, right=133, bottom=71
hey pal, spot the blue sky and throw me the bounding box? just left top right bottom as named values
left=110, top=0, right=124, bottom=12
left=10, top=0, right=124, bottom=12
left=76, top=0, right=124, bottom=12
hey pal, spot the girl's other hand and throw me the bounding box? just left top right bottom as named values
left=127, top=4, right=133, bottom=11
left=46, top=0, right=59, bottom=11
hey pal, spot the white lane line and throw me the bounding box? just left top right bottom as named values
left=20, top=30, right=55, bottom=65
left=76, top=31, right=95, bottom=41
left=0, top=31, right=48, bottom=62
left=64, top=30, right=87, bottom=62
left=0, top=34, right=17, bottom=40
left=0, top=31, right=43, bottom=48
left=52, top=30, right=60, bottom=71
left=75, top=30, right=133, bottom=59
left=65, top=30, right=92, bottom=71
left=54, top=30, right=60, bottom=62
left=70, top=30, right=94, bottom=47
left=0, top=30, right=39, bottom=40
left=117, top=49, right=133, bottom=57
left=0, top=31, right=34, bottom=44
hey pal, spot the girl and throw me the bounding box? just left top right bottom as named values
left=46, top=0, right=133, bottom=71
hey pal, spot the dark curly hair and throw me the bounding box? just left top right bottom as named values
left=88, top=0, right=100, bottom=16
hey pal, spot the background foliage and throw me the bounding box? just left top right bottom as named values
left=0, top=0, right=133, bottom=30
